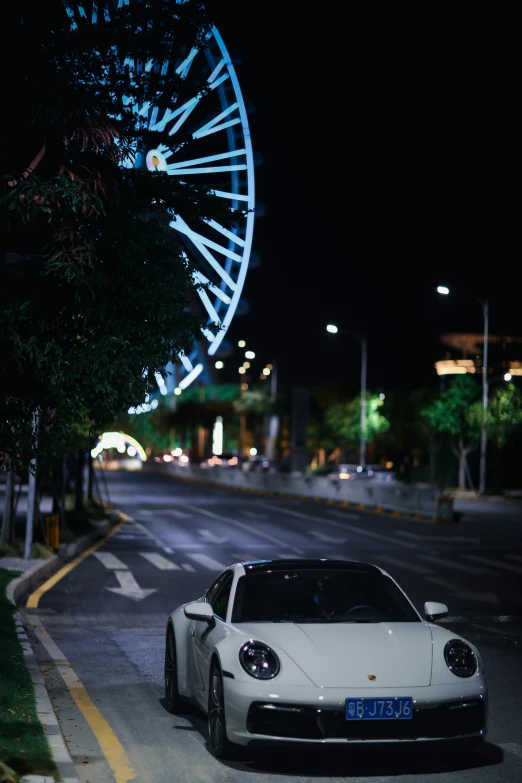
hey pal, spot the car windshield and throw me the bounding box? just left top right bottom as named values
left=231, top=568, right=419, bottom=624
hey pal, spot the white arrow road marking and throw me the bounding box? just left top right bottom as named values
left=464, top=555, right=522, bottom=575
left=107, top=571, right=157, bottom=602
left=187, top=553, right=227, bottom=571
left=395, top=530, right=481, bottom=544
left=198, top=528, right=228, bottom=544
left=93, top=552, right=128, bottom=570
left=376, top=555, right=434, bottom=575
left=326, top=509, right=360, bottom=520
left=182, top=503, right=302, bottom=552
left=240, top=509, right=267, bottom=518
left=308, top=530, right=347, bottom=544
left=181, top=563, right=196, bottom=572
left=232, top=554, right=261, bottom=562
left=426, top=577, right=499, bottom=605
left=420, top=555, right=496, bottom=575
left=139, top=552, right=180, bottom=570
left=254, top=502, right=420, bottom=550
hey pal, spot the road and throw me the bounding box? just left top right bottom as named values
left=21, top=468, right=522, bottom=783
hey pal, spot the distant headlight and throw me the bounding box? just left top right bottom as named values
left=239, top=641, right=280, bottom=679
left=444, top=639, right=478, bottom=678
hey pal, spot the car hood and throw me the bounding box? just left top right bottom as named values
left=239, top=622, right=433, bottom=687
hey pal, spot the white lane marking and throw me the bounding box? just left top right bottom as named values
left=277, top=554, right=303, bottom=559
left=500, top=742, right=522, bottom=761
left=240, top=509, right=267, bottom=518
left=137, top=508, right=190, bottom=518
left=506, top=554, right=522, bottom=564
left=327, top=509, right=360, bottom=520
left=139, top=552, right=181, bottom=570
left=132, top=521, right=174, bottom=554
left=187, top=553, right=228, bottom=571
left=198, top=528, right=228, bottom=544
left=181, top=563, right=196, bottom=572
left=107, top=571, right=157, bottom=601
left=375, top=555, right=434, bottom=575
left=464, top=555, right=522, bottom=575
left=254, top=502, right=420, bottom=550
left=395, top=530, right=481, bottom=544
left=308, top=529, right=346, bottom=544
left=419, top=555, right=495, bottom=575
left=231, top=554, right=262, bottom=562
left=93, top=552, right=128, bottom=570
left=426, top=577, right=499, bottom=605
left=182, top=503, right=302, bottom=552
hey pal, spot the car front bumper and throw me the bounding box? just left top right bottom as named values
left=224, top=679, right=488, bottom=746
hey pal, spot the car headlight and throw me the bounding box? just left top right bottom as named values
left=239, top=641, right=280, bottom=679
left=444, top=639, right=478, bottom=678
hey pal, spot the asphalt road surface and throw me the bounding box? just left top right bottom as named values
left=22, top=468, right=522, bottom=783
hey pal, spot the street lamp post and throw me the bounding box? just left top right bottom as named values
left=326, top=325, right=368, bottom=466
left=437, top=287, right=489, bottom=494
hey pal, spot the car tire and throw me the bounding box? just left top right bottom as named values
left=164, top=626, right=186, bottom=714
left=208, top=662, right=236, bottom=759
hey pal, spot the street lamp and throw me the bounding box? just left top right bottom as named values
left=326, top=324, right=368, bottom=466
left=437, top=286, right=489, bottom=494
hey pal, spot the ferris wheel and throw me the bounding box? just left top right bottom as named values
left=64, top=1, right=255, bottom=393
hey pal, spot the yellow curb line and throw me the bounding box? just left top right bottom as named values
left=26, top=520, right=124, bottom=608
left=28, top=616, right=136, bottom=783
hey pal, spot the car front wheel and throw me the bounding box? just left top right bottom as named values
left=164, top=626, right=186, bottom=713
left=208, top=662, right=236, bottom=759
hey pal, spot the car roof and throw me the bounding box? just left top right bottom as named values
left=233, top=558, right=382, bottom=574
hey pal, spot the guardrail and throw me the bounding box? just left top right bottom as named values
left=146, top=463, right=440, bottom=518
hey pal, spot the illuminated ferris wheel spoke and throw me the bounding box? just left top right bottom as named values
left=70, top=4, right=255, bottom=391
left=193, top=271, right=231, bottom=305
left=169, top=216, right=242, bottom=264
left=206, top=219, right=245, bottom=247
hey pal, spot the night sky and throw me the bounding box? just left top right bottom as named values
left=206, top=3, right=518, bottom=394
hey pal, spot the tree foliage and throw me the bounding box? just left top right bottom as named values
left=421, top=375, right=482, bottom=445
left=1, top=1, right=243, bottom=469
left=487, top=383, right=522, bottom=447
left=325, top=394, right=390, bottom=449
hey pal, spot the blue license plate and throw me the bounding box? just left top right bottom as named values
left=345, top=697, right=413, bottom=720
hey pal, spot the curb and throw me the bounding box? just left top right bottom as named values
left=14, top=612, right=80, bottom=783
left=5, top=514, right=123, bottom=607
left=152, top=468, right=450, bottom=524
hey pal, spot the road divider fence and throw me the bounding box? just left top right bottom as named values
left=146, top=463, right=447, bottom=521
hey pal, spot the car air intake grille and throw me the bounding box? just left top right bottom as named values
left=247, top=700, right=486, bottom=741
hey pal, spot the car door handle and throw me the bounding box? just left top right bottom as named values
left=189, top=629, right=195, bottom=637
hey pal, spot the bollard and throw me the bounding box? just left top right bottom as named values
left=44, top=513, right=60, bottom=549
left=433, top=496, right=454, bottom=524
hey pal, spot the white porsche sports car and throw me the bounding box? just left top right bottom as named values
left=164, top=559, right=487, bottom=757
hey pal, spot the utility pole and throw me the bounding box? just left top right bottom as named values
left=360, top=337, right=368, bottom=467
left=479, top=299, right=489, bottom=494
left=266, top=362, right=279, bottom=461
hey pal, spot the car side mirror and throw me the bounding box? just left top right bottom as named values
left=424, top=601, right=448, bottom=622
left=184, top=602, right=215, bottom=622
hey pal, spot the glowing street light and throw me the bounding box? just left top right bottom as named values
left=238, top=340, right=246, bottom=348
left=241, top=382, right=248, bottom=390
left=238, top=367, right=246, bottom=374
left=215, top=360, right=224, bottom=369
left=326, top=324, right=338, bottom=334
left=174, top=387, right=182, bottom=395
left=243, top=361, right=250, bottom=368
left=262, top=368, right=270, bottom=375
left=245, top=350, right=255, bottom=359
left=437, top=286, right=450, bottom=295
left=504, top=373, right=512, bottom=381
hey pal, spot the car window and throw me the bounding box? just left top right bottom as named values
left=232, top=569, right=420, bottom=624
left=206, top=571, right=230, bottom=606
left=210, top=573, right=233, bottom=620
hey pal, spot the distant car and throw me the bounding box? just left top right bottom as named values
left=201, top=453, right=239, bottom=468
left=242, top=456, right=270, bottom=473
left=327, top=464, right=363, bottom=480
left=164, top=559, right=487, bottom=758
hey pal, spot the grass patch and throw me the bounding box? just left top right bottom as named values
left=0, top=569, right=58, bottom=781
left=0, top=541, right=54, bottom=560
